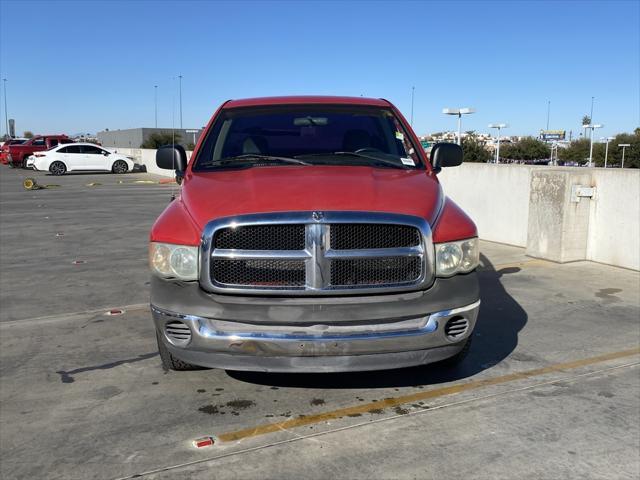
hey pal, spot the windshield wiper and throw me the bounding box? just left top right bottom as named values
left=296, top=151, right=409, bottom=169
left=201, top=154, right=311, bottom=168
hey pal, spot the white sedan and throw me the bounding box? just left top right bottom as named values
left=31, top=143, right=136, bottom=175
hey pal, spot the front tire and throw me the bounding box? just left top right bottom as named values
left=156, top=331, right=198, bottom=371
left=112, top=160, right=128, bottom=174
left=49, top=161, right=66, bottom=176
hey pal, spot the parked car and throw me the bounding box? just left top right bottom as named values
left=0, top=135, right=74, bottom=167
left=0, top=137, right=28, bottom=149
left=31, top=143, right=135, bottom=175
left=150, top=96, right=480, bottom=373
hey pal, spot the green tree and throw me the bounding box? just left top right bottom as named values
left=461, top=136, right=492, bottom=163
left=23, top=131, right=34, bottom=139
left=500, top=137, right=550, bottom=161
left=141, top=132, right=182, bottom=149
left=559, top=130, right=640, bottom=168
left=558, top=138, right=590, bottom=164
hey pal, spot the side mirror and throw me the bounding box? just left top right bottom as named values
left=430, top=143, right=463, bottom=173
left=156, top=144, right=187, bottom=172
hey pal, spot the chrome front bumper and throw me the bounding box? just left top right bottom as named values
left=151, top=299, right=480, bottom=372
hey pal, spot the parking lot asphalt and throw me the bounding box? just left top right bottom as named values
left=1, top=166, right=639, bottom=479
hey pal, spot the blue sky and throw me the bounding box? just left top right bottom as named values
left=0, top=0, right=638, bottom=138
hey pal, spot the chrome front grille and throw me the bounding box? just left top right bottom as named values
left=214, top=224, right=305, bottom=250
left=330, top=257, right=422, bottom=287
left=200, top=211, right=434, bottom=295
left=211, top=258, right=306, bottom=288
left=330, top=224, right=421, bottom=250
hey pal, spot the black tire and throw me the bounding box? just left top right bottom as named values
left=22, top=156, right=32, bottom=169
left=156, top=330, right=198, bottom=371
left=439, top=335, right=473, bottom=367
left=112, top=160, right=128, bottom=174
left=49, top=161, right=66, bottom=176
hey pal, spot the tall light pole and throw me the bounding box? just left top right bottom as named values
left=546, top=100, right=550, bottom=130
left=178, top=75, right=183, bottom=129
left=588, top=96, right=595, bottom=139
left=410, top=86, right=415, bottom=127
left=618, top=143, right=630, bottom=168
left=582, top=123, right=602, bottom=167
left=154, top=85, right=158, bottom=128
left=489, top=123, right=508, bottom=164
left=443, top=107, right=475, bottom=145
left=2, top=79, right=8, bottom=139
left=601, top=137, right=614, bottom=168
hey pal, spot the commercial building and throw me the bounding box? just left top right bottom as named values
left=97, top=128, right=203, bottom=149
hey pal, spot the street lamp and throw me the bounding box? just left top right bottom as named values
left=618, top=143, right=630, bottom=168
left=154, top=85, right=158, bottom=128
left=2, top=79, right=8, bottom=139
left=489, top=123, right=508, bottom=164
left=582, top=123, right=602, bottom=167
left=410, top=86, right=415, bottom=126
left=178, top=75, right=183, bottom=129
left=443, top=107, right=475, bottom=145
left=600, top=137, right=614, bottom=168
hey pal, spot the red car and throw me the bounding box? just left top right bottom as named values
left=0, top=135, right=74, bottom=167
left=149, top=96, right=480, bottom=373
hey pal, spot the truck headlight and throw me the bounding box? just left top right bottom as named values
left=435, top=237, right=479, bottom=277
left=149, top=242, right=199, bottom=281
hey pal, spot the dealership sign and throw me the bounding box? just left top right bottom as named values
left=540, top=130, right=566, bottom=141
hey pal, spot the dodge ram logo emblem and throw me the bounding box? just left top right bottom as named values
left=312, top=211, right=324, bottom=221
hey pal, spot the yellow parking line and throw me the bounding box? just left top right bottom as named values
left=217, top=347, right=640, bottom=443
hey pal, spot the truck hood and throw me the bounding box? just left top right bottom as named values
left=181, top=166, right=443, bottom=230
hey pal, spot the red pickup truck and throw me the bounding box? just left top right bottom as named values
left=0, top=135, right=74, bottom=167
left=149, top=96, right=480, bottom=373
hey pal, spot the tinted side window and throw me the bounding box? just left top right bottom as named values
left=32, top=138, right=46, bottom=146
left=65, top=145, right=83, bottom=154
left=82, top=145, right=102, bottom=154
left=49, top=139, right=59, bottom=148
left=58, top=146, right=70, bottom=153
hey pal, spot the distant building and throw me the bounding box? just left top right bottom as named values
left=97, top=128, right=204, bottom=149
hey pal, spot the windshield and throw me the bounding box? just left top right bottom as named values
left=193, top=105, right=423, bottom=171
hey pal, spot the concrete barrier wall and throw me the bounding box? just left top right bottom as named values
left=438, top=164, right=533, bottom=247
left=440, top=163, right=639, bottom=270
left=587, top=169, right=640, bottom=270
left=111, top=147, right=189, bottom=178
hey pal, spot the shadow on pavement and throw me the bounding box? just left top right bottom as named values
left=228, top=253, right=528, bottom=389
